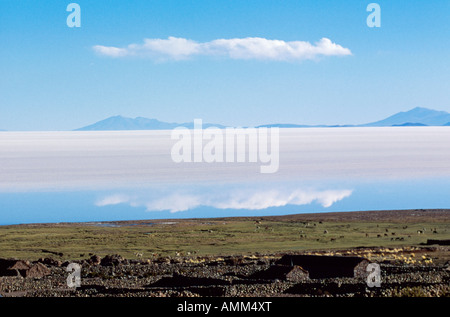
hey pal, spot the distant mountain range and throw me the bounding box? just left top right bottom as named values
left=75, top=116, right=227, bottom=131
left=257, top=107, right=450, bottom=128
left=74, top=107, right=450, bottom=131
left=2, top=107, right=448, bottom=131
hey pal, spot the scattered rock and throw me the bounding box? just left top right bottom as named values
left=150, top=273, right=231, bottom=287
left=89, top=255, right=102, bottom=266
left=37, top=258, right=61, bottom=267
left=224, top=256, right=243, bottom=266
left=26, top=263, right=50, bottom=278
left=249, top=265, right=309, bottom=282
left=101, top=254, right=125, bottom=266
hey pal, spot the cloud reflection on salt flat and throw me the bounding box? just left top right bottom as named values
left=95, top=187, right=353, bottom=213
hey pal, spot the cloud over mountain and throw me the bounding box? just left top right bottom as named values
left=93, top=37, right=352, bottom=61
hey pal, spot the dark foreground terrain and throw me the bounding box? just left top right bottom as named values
left=0, top=247, right=449, bottom=297
left=0, top=209, right=449, bottom=297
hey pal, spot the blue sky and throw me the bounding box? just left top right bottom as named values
left=1, top=0, right=449, bottom=131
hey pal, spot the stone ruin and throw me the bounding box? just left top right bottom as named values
left=0, top=259, right=51, bottom=279
left=274, top=254, right=370, bottom=279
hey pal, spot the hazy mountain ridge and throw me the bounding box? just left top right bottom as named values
left=361, top=107, right=450, bottom=127
left=74, top=107, right=450, bottom=131
left=259, top=107, right=450, bottom=128
left=75, top=116, right=227, bottom=131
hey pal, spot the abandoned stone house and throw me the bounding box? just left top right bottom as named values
left=274, top=254, right=370, bottom=280
left=0, top=259, right=51, bottom=278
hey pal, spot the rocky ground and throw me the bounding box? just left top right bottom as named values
left=1, top=246, right=449, bottom=297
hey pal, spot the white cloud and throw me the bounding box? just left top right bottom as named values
left=96, top=188, right=353, bottom=213
left=93, top=36, right=352, bottom=61
left=92, top=45, right=128, bottom=58
left=145, top=193, right=203, bottom=213
left=95, top=194, right=130, bottom=206
left=210, top=188, right=352, bottom=210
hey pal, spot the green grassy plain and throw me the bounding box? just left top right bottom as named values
left=0, top=210, right=448, bottom=261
